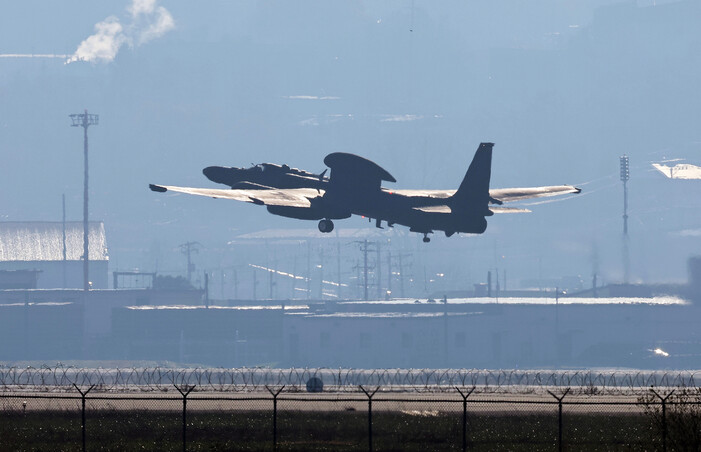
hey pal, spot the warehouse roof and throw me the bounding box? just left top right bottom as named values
left=0, top=221, right=108, bottom=261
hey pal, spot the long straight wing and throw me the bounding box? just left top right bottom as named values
left=388, top=185, right=580, bottom=203
left=149, top=184, right=322, bottom=208
left=488, top=185, right=581, bottom=203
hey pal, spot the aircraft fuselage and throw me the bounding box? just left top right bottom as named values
left=203, top=164, right=327, bottom=190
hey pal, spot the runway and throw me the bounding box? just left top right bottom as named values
left=0, top=391, right=646, bottom=415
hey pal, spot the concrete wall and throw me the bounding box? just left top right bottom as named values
left=111, top=307, right=285, bottom=366
left=0, top=260, right=108, bottom=289
left=0, top=302, right=83, bottom=361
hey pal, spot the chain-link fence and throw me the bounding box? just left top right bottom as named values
left=2, top=384, right=699, bottom=451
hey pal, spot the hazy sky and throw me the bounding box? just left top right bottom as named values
left=1, top=0, right=700, bottom=294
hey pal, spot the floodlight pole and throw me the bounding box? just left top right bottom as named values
left=620, top=155, right=630, bottom=284
left=70, top=110, right=99, bottom=292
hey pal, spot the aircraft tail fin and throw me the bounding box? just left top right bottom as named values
left=450, top=142, right=494, bottom=215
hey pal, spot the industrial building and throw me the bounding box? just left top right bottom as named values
left=1, top=240, right=699, bottom=370
left=0, top=289, right=699, bottom=369
left=0, top=221, right=108, bottom=289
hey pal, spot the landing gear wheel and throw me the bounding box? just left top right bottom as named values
left=318, top=219, right=334, bottom=233
left=422, top=234, right=431, bottom=243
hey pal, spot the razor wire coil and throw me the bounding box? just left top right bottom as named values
left=0, top=366, right=698, bottom=394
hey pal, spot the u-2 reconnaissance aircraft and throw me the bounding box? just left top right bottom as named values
left=150, top=143, right=580, bottom=242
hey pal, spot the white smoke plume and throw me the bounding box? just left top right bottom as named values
left=66, top=0, right=174, bottom=64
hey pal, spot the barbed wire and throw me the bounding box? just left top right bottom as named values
left=0, top=366, right=698, bottom=394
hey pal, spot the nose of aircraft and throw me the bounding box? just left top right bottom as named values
left=203, top=166, right=238, bottom=185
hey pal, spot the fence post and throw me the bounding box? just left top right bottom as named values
left=175, top=384, right=195, bottom=452
left=266, top=385, right=285, bottom=452
left=455, top=386, right=476, bottom=452
left=73, top=383, right=95, bottom=452
left=650, top=387, right=675, bottom=452
left=547, top=388, right=570, bottom=452
left=360, top=385, right=380, bottom=452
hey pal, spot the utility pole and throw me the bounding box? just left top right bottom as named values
left=362, top=240, right=369, bottom=300
left=220, top=269, right=224, bottom=300
left=306, top=241, right=311, bottom=300
left=62, top=194, right=67, bottom=289
left=69, top=110, right=98, bottom=292
left=387, top=250, right=392, bottom=299
left=376, top=241, right=382, bottom=299
left=269, top=259, right=275, bottom=299
left=179, top=241, right=200, bottom=284
left=398, top=253, right=405, bottom=298
left=487, top=271, right=492, bottom=297
left=318, top=247, right=324, bottom=300
left=292, top=255, right=298, bottom=299
left=620, top=155, right=630, bottom=283
left=233, top=269, right=238, bottom=300
left=253, top=268, right=257, bottom=300
left=204, top=273, right=209, bottom=308
left=352, top=240, right=374, bottom=300
left=337, top=238, right=342, bottom=300
left=363, top=240, right=369, bottom=300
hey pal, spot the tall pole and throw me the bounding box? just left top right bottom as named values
left=353, top=240, right=372, bottom=300
left=387, top=250, right=392, bottom=299
left=204, top=272, right=209, bottom=308
left=376, top=241, right=382, bottom=300
left=233, top=269, right=238, bottom=299
left=337, top=239, right=342, bottom=300
left=306, top=241, right=311, bottom=300
left=70, top=110, right=98, bottom=293
left=253, top=268, right=257, bottom=300
left=620, top=155, right=630, bottom=284
left=62, top=194, right=67, bottom=289
left=398, top=253, right=405, bottom=298
left=318, top=247, right=324, bottom=300
left=363, top=240, right=369, bottom=300
left=83, top=119, right=88, bottom=291
left=292, top=255, right=298, bottom=299
left=179, top=241, right=200, bottom=284
left=269, top=260, right=274, bottom=299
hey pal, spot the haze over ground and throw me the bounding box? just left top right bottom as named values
left=1, top=0, right=700, bottom=296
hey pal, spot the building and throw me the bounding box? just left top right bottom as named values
left=0, top=221, right=108, bottom=289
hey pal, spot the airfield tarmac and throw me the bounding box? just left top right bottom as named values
left=1, top=391, right=645, bottom=415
